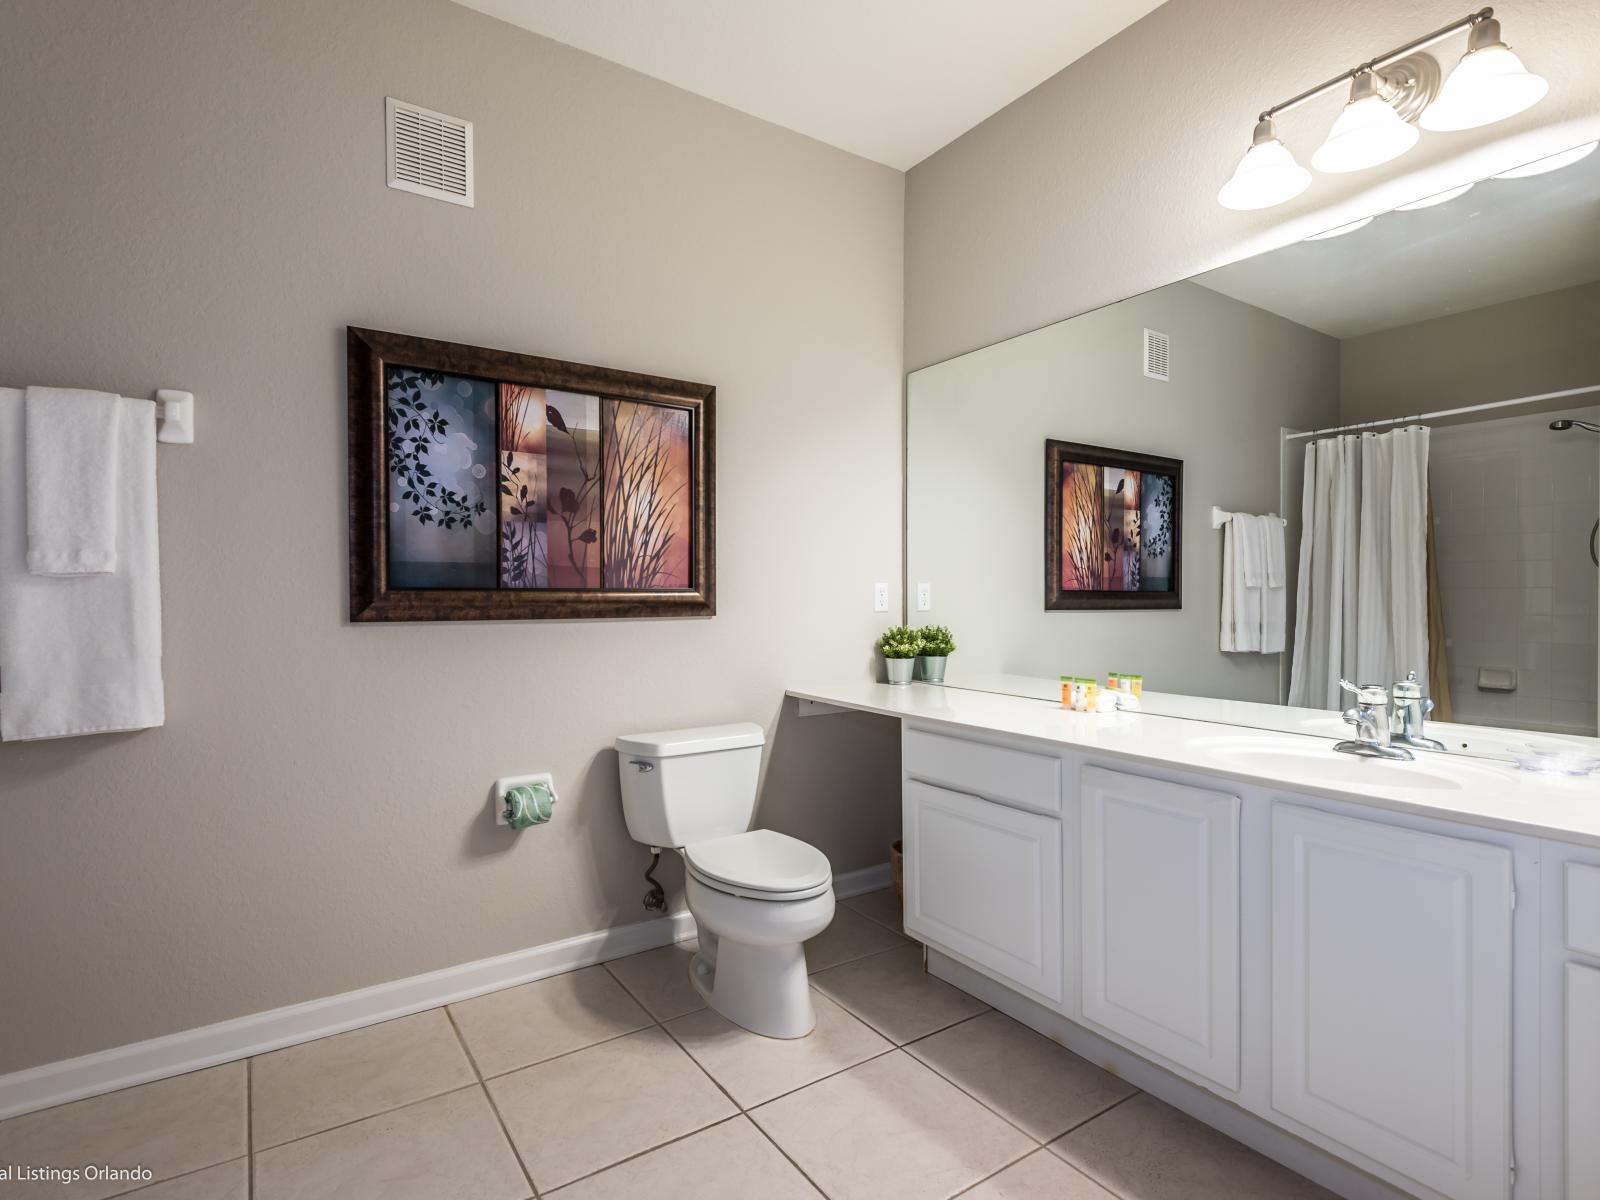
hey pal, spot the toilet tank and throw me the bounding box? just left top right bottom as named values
left=614, top=723, right=764, bottom=848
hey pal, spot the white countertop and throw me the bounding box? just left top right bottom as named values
left=787, top=679, right=1600, bottom=848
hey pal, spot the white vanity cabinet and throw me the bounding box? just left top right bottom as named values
left=1269, top=804, right=1514, bottom=1200
left=901, top=729, right=1064, bottom=1004
left=1079, top=765, right=1241, bottom=1091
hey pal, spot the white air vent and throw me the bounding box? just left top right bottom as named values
left=1143, top=329, right=1170, bottom=381
left=386, top=97, right=473, bottom=208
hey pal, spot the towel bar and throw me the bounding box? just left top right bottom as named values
left=1211, top=505, right=1285, bottom=529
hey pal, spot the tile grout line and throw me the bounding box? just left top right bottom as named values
left=105, top=1156, right=250, bottom=1199
left=654, top=1009, right=835, bottom=1198
left=443, top=1003, right=540, bottom=1200
left=538, top=1113, right=753, bottom=1195
left=244, top=1082, right=484, bottom=1159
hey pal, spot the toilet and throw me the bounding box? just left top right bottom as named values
left=615, top=722, right=834, bottom=1039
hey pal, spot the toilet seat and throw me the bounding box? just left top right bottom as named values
left=684, top=829, right=832, bottom=901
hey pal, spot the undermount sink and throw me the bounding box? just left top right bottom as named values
left=1192, top=734, right=1507, bottom=792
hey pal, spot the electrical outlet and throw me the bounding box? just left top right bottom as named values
left=873, top=582, right=889, bottom=612
left=916, top=582, right=932, bottom=611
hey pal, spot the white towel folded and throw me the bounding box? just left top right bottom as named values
left=24, top=386, right=124, bottom=575
left=1221, top=513, right=1264, bottom=652
left=1262, top=516, right=1287, bottom=653
left=1, top=388, right=164, bottom=739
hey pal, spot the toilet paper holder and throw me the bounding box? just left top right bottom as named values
left=494, top=772, right=558, bottom=827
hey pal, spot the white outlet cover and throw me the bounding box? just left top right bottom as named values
left=873, top=582, right=890, bottom=612
left=916, top=582, right=932, bottom=611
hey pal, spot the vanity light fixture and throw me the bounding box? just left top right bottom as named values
left=1216, top=118, right=1313, bottom=210
left=1492, top=139, right=1598, bottom=178
left=1218, top=8, right=1546, bottom=210
left=1394, top=181, right=1475, bottom=209
left=1302, top=215, right=1375, bottom=241
left=1419, top=16, right=1548, bottom=131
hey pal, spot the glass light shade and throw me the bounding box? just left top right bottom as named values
left=1303, top=215, right=1375, bottom=241
left=1493, top=141, right=1597, bottom=179
left=1395, top=182, right=1474, bottom=210
left=1217, top=132, right=1313, bottom=210
left=1312, top=94, right=1419, bottom=173
left=1420, top=25, right=1547, bottom=131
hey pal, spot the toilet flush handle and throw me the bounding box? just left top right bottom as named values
left=629, top=759, right=655, bottom=772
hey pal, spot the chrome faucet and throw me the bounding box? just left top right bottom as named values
left=1391, top=670, right=1447, bottom=752
left=1335, top=679, right=1414, bottom=760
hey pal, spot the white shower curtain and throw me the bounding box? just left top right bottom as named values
left=1287, top=426, right=1430, bottom=709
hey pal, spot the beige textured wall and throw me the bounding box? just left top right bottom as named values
left=905, top=0, right=1600, bottom=371
left=1340, top=282, right=1600, bottom=423
left=907, top=281, right=1338, bottom=703
left=0, top=0, right=904, bottom=1073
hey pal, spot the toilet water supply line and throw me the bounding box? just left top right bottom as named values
left=643, top=851, right=668, bottom=913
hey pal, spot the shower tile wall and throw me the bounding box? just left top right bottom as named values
left=1429, top=410, right=1599, bottom=737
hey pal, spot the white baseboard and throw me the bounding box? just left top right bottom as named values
left=0, top=859, right=891, bottom=1122
left=832, top=860, right=892, bottom=899
left=0, top=908, right=695, bottom=1121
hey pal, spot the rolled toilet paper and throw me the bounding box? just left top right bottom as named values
left=504, top=782, right=555, bottom=829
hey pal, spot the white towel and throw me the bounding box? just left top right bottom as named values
left=1221, top=514, right=1264, bottom=652
left=1, top=388, right=164, bottom=739
left=1262, top=516, right=1287, bottom=653
left=25, top=386, right=124, bottom=575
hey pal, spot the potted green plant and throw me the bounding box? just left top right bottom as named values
left=878, top=625, right=922, bottom=685
left=916, top=625, right=956, bottom=682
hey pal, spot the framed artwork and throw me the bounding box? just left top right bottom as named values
left=348, top=327, right=714, bottom=621
left=1045, top=439, right=1181, bottom=611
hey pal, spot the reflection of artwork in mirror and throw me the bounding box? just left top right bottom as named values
left=1046, top=440, right=1181, bottom=610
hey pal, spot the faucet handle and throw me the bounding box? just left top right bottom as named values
left=1339, top=678, right=1388, bottom=706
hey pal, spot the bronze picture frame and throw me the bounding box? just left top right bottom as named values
left=348, top=327, right=714, bottom=621
left=1045, top=438, right=1182, bottom=611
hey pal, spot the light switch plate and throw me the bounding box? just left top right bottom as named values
left=916, top=582, right=931, bottom=611
left=873, top=582, right=889, bottom=612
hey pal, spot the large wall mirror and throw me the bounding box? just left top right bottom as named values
left=907, top=139, right=1600, bottom=759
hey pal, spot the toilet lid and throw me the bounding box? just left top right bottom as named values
left=684, top=830, right=832, bottom=897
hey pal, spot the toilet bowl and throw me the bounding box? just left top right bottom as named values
left=614, top=723, right=836, bottom=1039
left=682, top=829, right=834, bottom=1038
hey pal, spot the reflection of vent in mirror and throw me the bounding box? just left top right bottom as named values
left=386, top=98, right=473, bottom=207
left=1143, top=329, right=1170, bottom=381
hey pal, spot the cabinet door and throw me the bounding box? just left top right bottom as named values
left=1571, top=963, right=1600, bottom=1198
left=1271, top=805, right=1512, bottom=1200
left=903, top=779, right=1062, bottom=1003
left=1080, top=766, right=1240, bottom=1090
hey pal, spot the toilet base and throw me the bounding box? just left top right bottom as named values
left=683, top=875, right=835, bottom=1040
left=690, top=930, right=815, bottom=1039
left=691, top=934, right=819, bottom=1036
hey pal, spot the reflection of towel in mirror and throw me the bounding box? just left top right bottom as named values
left=1261, top=516, right=1286, bottom=652
left=1222, top=513, right=1286, bottom=653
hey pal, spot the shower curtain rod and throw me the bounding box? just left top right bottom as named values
left=1284, top=383, right=1600, bottom=442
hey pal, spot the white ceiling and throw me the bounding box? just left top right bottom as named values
left=1195, top=145, right=1600, bottom=340
left=451, top=0, right=1167, bottom=169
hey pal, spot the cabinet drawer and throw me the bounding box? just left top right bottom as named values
left=1567, top=862, right=1600, bottom=958
left=903, top=727, right=1061, bottom=815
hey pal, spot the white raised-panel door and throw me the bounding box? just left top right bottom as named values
left=1570, top=963, right=1600, bottom=1198
left=1080, top=766, right=1241, bottom=1091
left=1271, top=804, right=1512, bottom=1200
left=902, top=779, right=1063, bottom=1003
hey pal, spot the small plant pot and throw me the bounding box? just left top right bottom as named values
left=885, top=657, right=915, bottom=685
left=916, top=655, right=948, bottom=683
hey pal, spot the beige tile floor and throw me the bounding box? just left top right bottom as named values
left=0, top=890, right=1342, bottom=1200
